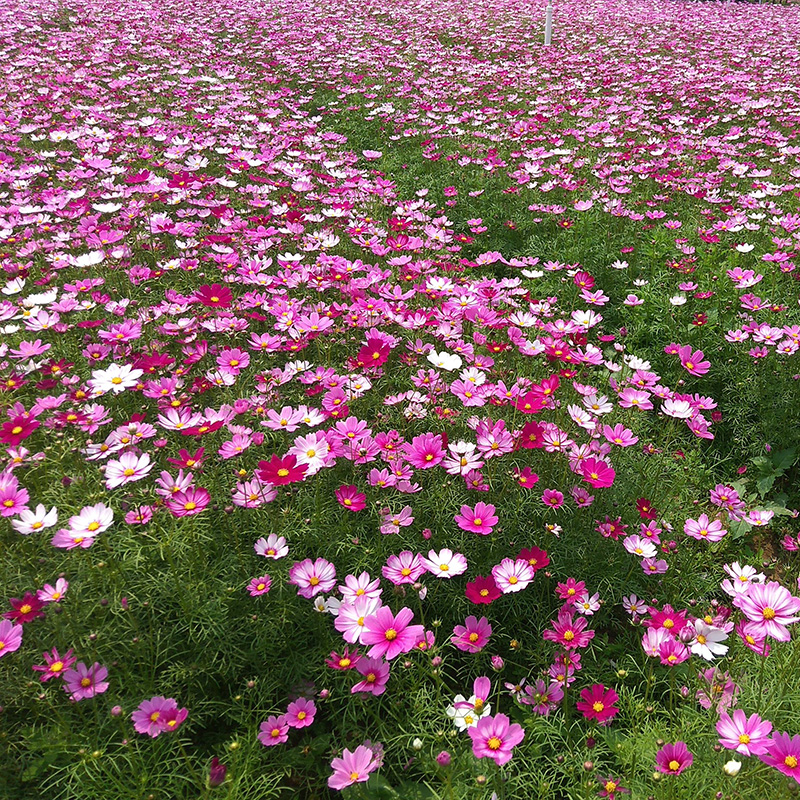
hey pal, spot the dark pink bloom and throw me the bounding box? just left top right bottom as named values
left=335, top=484, right=366, bottom=511
left=655, top=741, right=693, bottom=775
left=759, top=732, right=800, bottom=782
left=576, top=684, right=620, bottom=725
left=581, top=458, right=616, bottom=488
left=32, top=647, right=75, bottom=681
left=351, top=657, right=390, bottom=696
left=403, top=432, right=445, bottom=469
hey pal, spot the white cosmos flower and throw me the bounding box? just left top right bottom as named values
left=669, top=294, right=687, bottom=306
left=689, top=621, right=729, bottom=661
left=426, top=350, right=462, bottom=371
left=11, top=504, right=58, bottom=535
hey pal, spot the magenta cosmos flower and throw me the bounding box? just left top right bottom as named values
left=455, top=501, right=498, bottom=535
left=581, top=458, right=616, bottom=489
left=655, top=741, right=693, bottom=775
left=132, top=697, right=188, bottom=737
left=468, top=713, right=525, bottom=765
left=335, top=484, right=366, bottom=511
left=258, top=715, right=289, bottom=746
left=733, top=581, right=800, bottom=641
left=328, top=744, right=379, bottom=790
left=677, top=345, right=710, bottom=376
left=32, top=647, right=75, bottom=681
left=403, top=432, right=445, bottom=469
left=247, top=575, right=272, bottom=596
left=576, top=684, right=620, bottom=725
left=63, top=662, right=109, bottom=701
left=165, top=486, right=211, bottom=517
left=716, top=710, right=772, bottom=757
left=361, top=606, right=424, bottom=660
left=543, top=608, right=596, bottom=650
left=452, top=615, right=492, bottom=653
left=285, top=698, right=316, bottom=729
left=0, top=620, right=23, bottom=659
left=759, top=732, right=800, bottom=782
left=351, top=657, right=390, bottom=696
left=289, top=558, right=336, bottom=599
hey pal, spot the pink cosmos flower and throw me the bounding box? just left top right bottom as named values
left=677, top=345, right=710, bottom=376
left=32, top=646, right=75, bottom=681
left=258, top=715, right=289, bottom=746
left=543, top=608, right=595, bottom=650
left=468, top=713, right=525, bottom=766
left=289, top=558, right=337, bottom=599
left=285, top=698, right=316, bottom=729
left=716, top=710, right=772, bottom=757
left=491, top=558, right=534, bottom=593
left=403, top=432, right=445, bottom=469
left=421, top=548, right=468, bottom=578
left=684, top=513, right=726, bottom=542
left=165, top=486, right=211, bottom=517
left=576, top=684, right=620, bottom=725
left=361, top=606, right=423, bottom=660
left=382, top=551, right=425, bottom=585
left=247, top=575, right=272, bottom=596
left=104, top=451, right=152, bottom=490
left=0, top=620, right=23, bottom=659
left=581, top=458, right=616, bottom=488
left=335, top=484, right=366, bottom=511
left=351, top=657, right=390, bottom=696
left=520, top=679, right=563, bottom=715
left=655, top=742, right=693, bottom=775
left=132, top=697, right=188, bottom=737
left=452, top=615, right=492, bottom=653
left=63, top=662, right=109, bottom=701
left=759, top=732, right=800, bottom=782
left=328, top=744, right=379, bottom=790
left=542, top=489, right=565, bottom=508
left=733, top=581, right=800, bottom=642
left=0, top=472, right=29, bottom=517
left=603, top=424, right=638, bottom=447
left=455, top=501, right=498, bottom=535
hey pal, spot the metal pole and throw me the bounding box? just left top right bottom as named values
left=544, top=0, right=553, bottom=46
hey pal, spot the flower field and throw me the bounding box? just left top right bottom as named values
left=3, top=0, right=800, bottom=797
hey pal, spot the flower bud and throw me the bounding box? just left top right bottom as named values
left=209, top=757, right=228, bottom=788
left=491, top=655, right=504, bottom=672
left=436, top=750, right=451, bottom=767
left=111, top=705, right=122, bottom=717
left=723, top=760, right=741, bottom=776
left=412, top=738, right=423, bottom=751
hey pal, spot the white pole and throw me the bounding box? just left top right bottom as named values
left=544, top=0, right=553, bottom=46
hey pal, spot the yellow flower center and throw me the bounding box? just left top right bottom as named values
left=763, top=607, right=776, bottom=620
left=487, top=737, right=502, bottom=751
left=563, top=631, right=575, bottom=642
left=785, top=756, right=798, bottom=769
left=668, top=760, right=680, bottom=772
left=739, top=734, right=750, bottom=744
left=384, top=628, right=397, bottom=641
left=80, top=677, right=92, bottom=688
left=87, top=521, right=100, bottom=532
left=592, top=701, right=604, bottom=713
